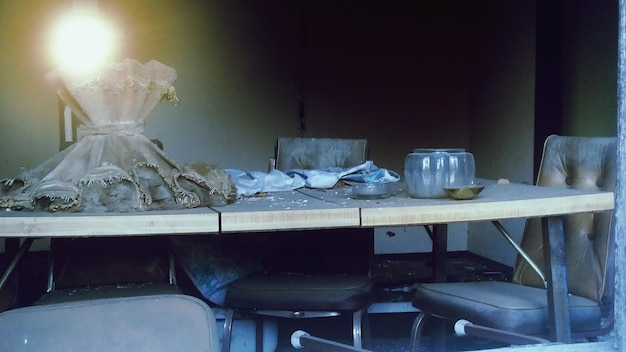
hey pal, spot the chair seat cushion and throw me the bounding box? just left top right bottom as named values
left=225, top=273, right=373, bottom=311
left=0, top=294, right=220, bottom=352
left=413, top=281, right=601, bottom=336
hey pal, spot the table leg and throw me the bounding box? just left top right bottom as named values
left=0, top=238, right=34, bottom=292
left=5, top=239, right=20, bottom=258
left=541, top=216, right=571, bottom=342
left=431, top=224, right=448, bottom=283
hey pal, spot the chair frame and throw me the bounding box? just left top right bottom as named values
left=222, top=308, right=370, bottom=352
left=221, top=137, right=373, bottom=352
left=409, top=135, right=617, bottom=350
left=38, top=237, right=179, bottom=304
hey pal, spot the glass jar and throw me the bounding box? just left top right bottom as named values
left=404, top=150, right=475, bottom=198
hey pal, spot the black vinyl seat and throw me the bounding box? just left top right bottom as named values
left=413, top=280, right=602, bottom=336
left=225, top=273, right=372, bottom=312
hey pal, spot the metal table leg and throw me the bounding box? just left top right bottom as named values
left=0, top=238, right=34, bottom=292
left=541, top=216, right=571, bottom=342
left=425, top=224, right=448, bottom=283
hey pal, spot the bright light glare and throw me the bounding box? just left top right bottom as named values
left=51, top=13, right=116, bottom=73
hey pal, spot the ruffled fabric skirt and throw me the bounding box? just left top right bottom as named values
left=0, top=132, right=235, bottom=212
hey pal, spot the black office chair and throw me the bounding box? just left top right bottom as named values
left=410, top=135, right=617, bottom=350
left=0, top=294, right=220, bottom=351
left=221, top=137, right=374, bottom=352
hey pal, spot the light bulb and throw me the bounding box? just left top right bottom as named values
left=50, top=11, right=117, bottom=74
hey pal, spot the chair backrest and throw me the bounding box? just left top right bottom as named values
left=0, top=294, right=220, bottom=352
left=275, top=137, right=368, bottom=171
left=512, top=135, right=617, bottom=303
left=48, top=236, right=174, bottom=291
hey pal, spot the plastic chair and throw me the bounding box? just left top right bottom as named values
left=410, top=135, right=617, bottom=350
left=0, top=294, right=220, bottom=352
left=221, top=137, right=373, bottom=352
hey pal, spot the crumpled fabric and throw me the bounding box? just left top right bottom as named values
left=0, top=59, right=236, bottom=212
left=169, top=235, right=264, bottom=306
left=225, top=169, right=307, bottom=197
left=227, top=160, right=400, bottom=197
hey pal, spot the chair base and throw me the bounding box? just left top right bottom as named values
left=291, top=330, right=373, bottom=352
left=222, top=308, right=370, bottom=352
left=219, top=310, right=278, bottom=352
left=409, top=312, right=550, bottom=352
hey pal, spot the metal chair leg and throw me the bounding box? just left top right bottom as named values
left=255, top=315, right=264, bottom=352
left=222, top=309, right=235, bottom=352
left=410, top=312, right=431, bottom=352
left=352, top=309, right=369, bottom=348
left=292, top=330, right=374, bottom=351
left=454, top=319, right=550, bottom=345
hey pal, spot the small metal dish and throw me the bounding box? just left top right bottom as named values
left=443, top=185, right=484, bottom=200
left=350, top=182, right=391, bottom=199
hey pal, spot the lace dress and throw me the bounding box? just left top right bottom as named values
left=0, top=59, right=235, bottom=212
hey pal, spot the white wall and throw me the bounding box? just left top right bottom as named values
left=562, top=0, right=618, bottom=136
left=0, top=1, right=471, bottom=179
left=0, top=2, right=63, bottom=177
left=374, top=224, right=468, bottom=255
left=464, top=1, right=537, bottom=266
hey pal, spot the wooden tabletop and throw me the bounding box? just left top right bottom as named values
left=298, top=180, right=615, bottom=227
left=217, top=190, right=360, bottom=232
left=0, top=180, right=614, bottom=237
left=0, top=207, right=220, bottom=237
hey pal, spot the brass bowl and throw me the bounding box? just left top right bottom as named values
left=443, top=185, right=484, bottom=200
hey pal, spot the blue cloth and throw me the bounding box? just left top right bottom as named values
left=169, top=236, right=264, bottom=306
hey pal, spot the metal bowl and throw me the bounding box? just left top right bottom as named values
left=350, top=182, right=391, bottom=199
left=443, top=185, right=484, bottom=200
